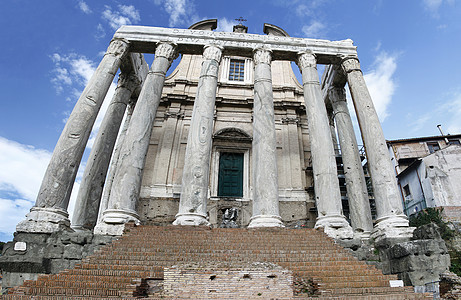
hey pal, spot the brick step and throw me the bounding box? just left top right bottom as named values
left=87, top=253, right=355, bottom=262
left=301, top=293, right=432, bottom=299
left=4, top=225, right=425, bottom=299
left=21, top=279, right=136, bottom=290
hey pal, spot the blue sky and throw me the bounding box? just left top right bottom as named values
left=1, top=0, right=460, bottom=242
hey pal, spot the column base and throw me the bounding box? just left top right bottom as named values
left=16, top=207, right=72, bottom=233
left=354, top=230, right=372, bottom=241
left=315, top=215, right=354, bottom=239
left=173, top=213, right=210, bottom=226
left=371, top=214, right=415, bottom=243
left=93, top=209, right=140, bottom=236
left=70, top=225, right=92, bottom=232
left=248, top=215, right=284, bottom=228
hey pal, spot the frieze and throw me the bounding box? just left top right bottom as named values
left=114, top=26, right=357, bottom=63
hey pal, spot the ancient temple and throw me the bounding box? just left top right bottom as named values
left=16, top=19, right=412, bottom=241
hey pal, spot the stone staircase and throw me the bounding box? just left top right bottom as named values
left=2, top=224, right=432, bottom=299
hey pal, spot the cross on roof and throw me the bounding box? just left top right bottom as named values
left=235, top=17, right=247, bottom=25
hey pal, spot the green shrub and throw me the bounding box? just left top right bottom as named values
left=409, top=207, right=454, bottom=240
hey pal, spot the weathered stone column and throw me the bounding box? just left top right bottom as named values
left=248, top=48, right=283, bottom=228
left=341, top=56, right=412, bottom=240
left=329, top=86, right=373, bottom=239
left=297, top=51, right=352, bottom=239
left=96, top=101, right=135, bottom=226
left=173, top=45, right=223, bottom=226
left=95, top=42, right=177, bottom=235
left=71, top=73, right=140, bottom=231
left=16, top=39, right=130, bottom=233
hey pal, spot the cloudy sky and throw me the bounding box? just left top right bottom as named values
left=1, top=0, right=460, bottom=241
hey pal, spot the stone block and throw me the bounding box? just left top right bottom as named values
left=92, top=234, right=116, bottom=245
left=63, top=244, right=83, bottom=259
left=412, top=223, right=442, bottom=240
left=48, top=259, right=72, bottom=273
left=44, top=244, right=64, bottom=259
left=69, top=231, right=93, bottom=245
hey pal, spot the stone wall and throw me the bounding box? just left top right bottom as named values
left=161, top=262, right=293, bottom=299
left=377, top=223, right=450, bottom=290
left=0, top=231, right=115, bottom=292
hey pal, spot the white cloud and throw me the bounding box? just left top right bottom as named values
left=363, top=52, right=398, bottom=122
left=423, top=0, right=454, bottom=17
left=102, top=5, right=141, bottom=30
left=50, top=52, right=117, bottom=150
left=441, top=92, right=461, bottom=134
left=95, top=24, right=106, bottom=40
left=302, top=21, right=326, bottom=38
left=217, top=18, right=237, bottom=32
left=77, top=0, right=92, bottom=14
left=0, top=137, right=52, bottom=238
left=154, top=0, right=197, bottom=27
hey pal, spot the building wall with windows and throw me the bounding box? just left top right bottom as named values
left=388, top=135, right=461, bottom=216
left=138, top=46, right=317, bottom=228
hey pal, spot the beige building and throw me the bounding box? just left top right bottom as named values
left=388, top=134, right=461, bottom=216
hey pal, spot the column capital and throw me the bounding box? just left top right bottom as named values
left=328, top=86, right=347, bottom=104
left=106, top=38, right=130, bottom=58
left=155, top=42, right=179, bottom=62
left=203, top=44, right=223, bottom=62
left=296, top=51, right=317, bottom=69
left=341, top=55, right=362, bottom=74
left=253, top=48, right=272, bottom=65
left=117, top=72, right=141, bottom=92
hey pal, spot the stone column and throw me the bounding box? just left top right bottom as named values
left=95, top=42, right=177, bottom=235
left=329, top=86, right=373, bottom=239
left=297, top=51, right=352, bottom=239
left=248, top=48, right=283, bottom=228
left=16, top=39, right=129, bottom=233
left=71, top=73, right=140, bottom=231
left=341, top=56, right=412, bottom=240
left=96, top=101, right=135, bottom=226
left=173, top=45, right=223, bottom=226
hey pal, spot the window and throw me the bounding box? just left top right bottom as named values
left=448, top=139, right=461, bottom=145
left=427, top=142, right=440, bottom=154
left=218, top=152, right=244, bottom=197
left=402, top=184, right=412, bottom=202
left=228, top=59, right=245, bottom=81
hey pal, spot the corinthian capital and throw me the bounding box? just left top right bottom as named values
left=253, top=48, right=272, bottom=65
left=155, top=42, right=178, bottom=62
left=203, top=45, right=223, bottom=62
left=106, top=38, right=130, bottom=59
left=296, top=51, right=316, bottom=70
left=117, top=73, right=141, bottom=92
left=328, top=86, right=347, bottom=104
left=341, top=56, right=362, bottom=74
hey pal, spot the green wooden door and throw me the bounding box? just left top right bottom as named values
left=218, top=152, right=244, bottom=197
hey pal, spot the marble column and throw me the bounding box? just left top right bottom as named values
left=173, top=45, right=223, bottom=226
left=297, top=51, right=352, bottom=239
left=248, top=48, right=284, bottom=228
left=341, top=56, right=412, bottom=240
left=329, top=86, right=373, bottom=239
left=96, top=101, right=135, bottom=226
left=16, top=39, right=130, bottom=233
left=95, top=42, right=177, bottom=235
left=71, top=73, right=140, bottom=231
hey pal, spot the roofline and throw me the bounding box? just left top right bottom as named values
left=387, top=134, right=461, bottom=144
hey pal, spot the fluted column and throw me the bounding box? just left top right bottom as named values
left=173, top=45, right=223, bottom=226
left=297, top=51, right=352, bottom=239
left=248, top=48, right=283, bottom=228
left=341, top=56, right=411, bottom=240
left=16, top=39, right=130, bottom=233
left=329, top=86, right=373, bottom=239
left=95, top=42, right=177, bottom=235
left=71, top=73, right=140, bottom=231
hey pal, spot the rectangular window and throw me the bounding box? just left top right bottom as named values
left=448, top=139, right=461, bottom=145
left=427, top=142, right=440, bottom=154
left=402, top=184, right=412, bottom=202
left=228, top=59, right=245, bottom=81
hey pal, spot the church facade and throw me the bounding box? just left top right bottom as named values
left=16, top=19, right=412, bottom=242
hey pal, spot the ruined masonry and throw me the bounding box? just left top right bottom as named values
left=1, top=20, right=435, bottom=298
